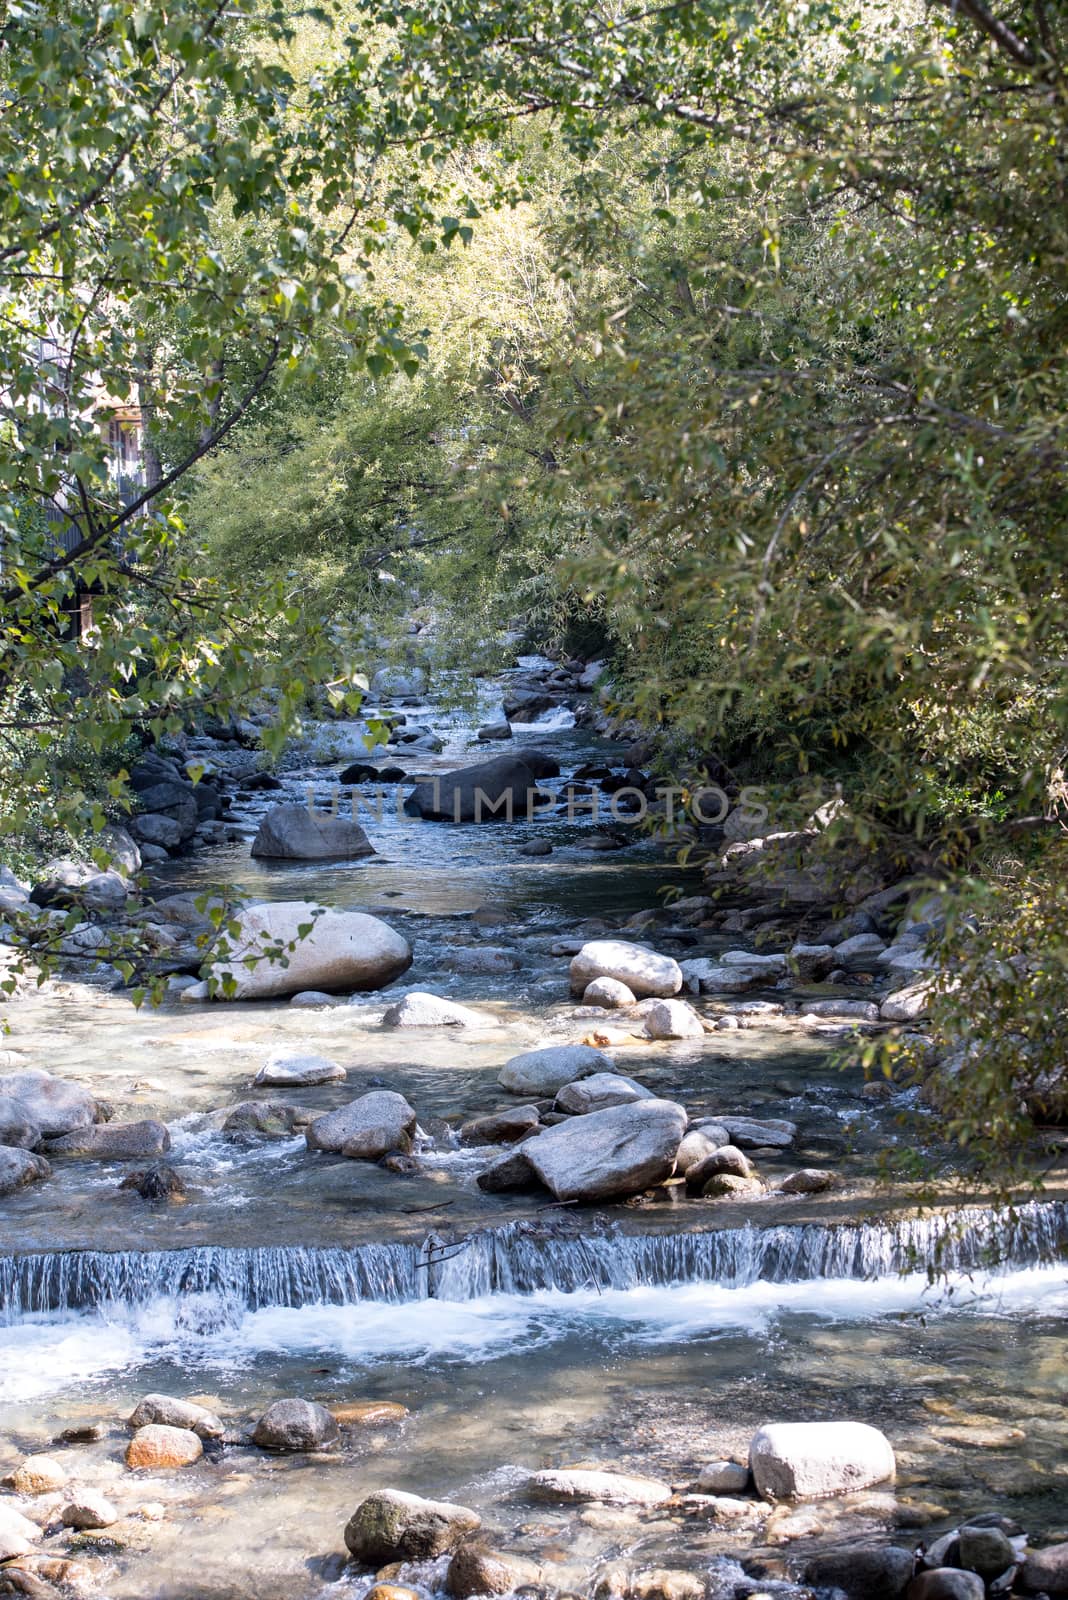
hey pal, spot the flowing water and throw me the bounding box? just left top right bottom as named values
left=1, top=675, right=1066, bottom=1598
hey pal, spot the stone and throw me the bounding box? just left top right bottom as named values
left=789, top=943, right=836, bottom=980
left=366, top=1588, right=421, bottom=1600
left=569, top=940, right=683, bottom=999
left=521, top=1098, right=687, bottom=1202
left=251, top=804, right=376, bottom=861
left=0, top=1502, right=42, bottom=1558
left=128, top=1394, right=224, bottom=1439
left=718, top=1116, right=796, bottom=1149
left=0, top=1147, right=50, bottom=1195
left=780, top=1168, right=837, bottom=1195
left=528, top=1468, right=673, bottom=1506
left=372, top=666, right=428, bottom=699
left=60, top=1492, right=120, bottom=1530
left=0, top=1100, right=42, bottom=1149
left=125, top=1424, right=204, bottom=1468
left=1019, top=1540, right=1068, bottom=1595
left=907, top=1574, right=985, bottom=1600
left=834, top=932, right=888, bottom=964
left=289, top=991, right=346, bottom=1009
left=46, top=1120, right=171, bottom=1159
left=344, top=1489, right=480, bottom=1564
left=881, top=981, right=936, bottom=1023
left=119, top=1164, right=187, bottom=1200
left=583, top=977, right=637, bottom=1008
left=594, top=1568, right=706, bottom=1600
left=99, top=823, right=142, bottom=876
left=957, top=1524, right=1015, bottom=1579
left=129, top=813, right=182, bottom=850
left=10, top=1455, right=66, bottom=1495
left=700, top=1173, right=764, bottom=1198
left=224, top=1100, right=309, bottom=1139
left=804, top=1545, right=914, bottom=1599
left=404, top=753, right=560, bottom=823
left=750, top=1421, right=896, bottom=1501
left=695, top=1462, right=750, bottom=1493
left=499, top=1044, right=612, bottom=1095
left=675, top=1126, right=729, bottom=1171
left=476, top=1147, right=538, bottom=1192
left=382, top=991, right=488, bottom=1028
left=446, top=1543, right=542, bottom=1599
left=459, top=1106, right=541, bottom=1144
left=339, top=762, right=381, bottom=784
left=440, top=946, right=521, bottom=975
left=643, top=999, right=705, bottom=1040
left=30, top=859, right=128, bottom=912
left=306, top=1091, right=417, bottom=1159
left=0, top=1070, right=96, bottom=1137
left=803, top=999, right=880, bottom=1022
left=252, top=1398, right=340, bottom=1452
left=684, top=1145, right=751, bottom=1192
left=210, top=902, right=411, bottom=999
left=253, top=1053, right=346, bottom=1087
left=518, top=838, right=552, bottom=856
left=330, top=1401, right=408, bottom=1427
left=477, top=722, right=513, bottom=742
left=555, top=1073, right=651, bottom=1114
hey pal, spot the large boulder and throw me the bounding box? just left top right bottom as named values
left=382, top=992, right=492, bottom=1028
left=130, top=812, right=183, bottom=850
left=0, top=1100, right=42, bottom=1149
left=521, top=1098, right=687, bottom=1202
left=528, top=1469, right=673, bottom=1507
left=344, top=1489, right=481, bottom=1564
left=498, top=1044, right=612, bottom=1095
left=0, top=1070, right=97, bottom=1138
left=569, top=940, right=683, bottom=999
left=251, top=804, right=375, bottom=861
left=46, top=1119, right=171, bottom=1159
left=749, top=1421, right=895, bottom=1501
left=252, top=1398, right=340, bottom=1452
left=209, top=902, right=411, bottom=999
left=372, top=666, right=427, bottom=699
left=404, top=753, right=560, bottom=823
left=804, top=1546, right=914, bottom=1599
left=306, top=1091, right=417, bottom=1158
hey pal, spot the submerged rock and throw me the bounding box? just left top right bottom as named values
left=570, top=940, right=683, bottom=999
left=750, top=1421, right=896, bottom=1502
left=210, top=902, right=412, bottom=999
left=344, top=1489, right=481, bottom=1564
left=306, top=1091, right=417, bottom=1159
left=528, top=1468, right=673, bottom=1506
left=223, top=1101, right=308, bottom=1139
left=520, top=1098, right=687, bottom=1202
left=251, top=803, right=375, bottom=861
left=252, top=1398, right=340, bottom=1452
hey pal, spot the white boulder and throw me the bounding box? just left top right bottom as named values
left=749, top=1420, right=895, bottom=1502
left=209, top=902, right=411, bottom=999
left=569, top=940, right=683, bottom=999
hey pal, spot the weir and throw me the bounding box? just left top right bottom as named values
left=2, top=1201, right=1065, bottom=1319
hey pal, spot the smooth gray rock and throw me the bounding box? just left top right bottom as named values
left=475, top=1146, right=538, bottom=1192
left=254, top=1053, right=345, bottom=1086
left=344, top=1488, right=480, bottom=1564
left=130, top=813, right=182, bottom=850
left=695, top=1461, right=750, bottom=1493
left=521, top=1097, right=687, bottom=1202
left=251, top=803, right=375, bottom=861
left=382, top=991, right=490, bottom=1028
left=498, top=1044, right=612, bottom=1095
left=306, top=1090, right=417, bottom=1158
left=459, top=1106, right=541, bottom=1145
left=554, top=1073, right=650, bottom=1114
left=128, top=1393, right=224, bottom=1439
left=958, top=1524, right=1016, bottom=1580
left=907, top=1573, right=985, bottom=1600
left=0, top=1070, right=97, bottom=1137
left=569, top=940, right=683, bottom=999
left=750, top=1421, right=895, bottom=1501
left=46, top=1119, right=171, bottom=1159
left=222, top=1101, right=308, bottom=1138
left=30, top=858, right=128, bottom=911
left=643, top=998, right=705, bottom=1039
left=805, top=1545, right=914, bottom=1599
left=1019, top=1539, right=1068, bottom=1595
left=718, top=1116, right=796, bottom=1149
left=210, top=902, right=411, bottom=999
left=404, top=753, right=560, bottom=823
left=528, top=1468, right=672, bottom=1506
left=582, top=976, right=636, bottom=1008
left=252, top=1398, right=340, bottom=1452
left=0, top=1146, right=50, bottom=1196
left=675, top=1126, right=729, bottom=1171
left=0, top=1099, right=42, bottom=1149
left=684, top=1145, right=752, bottom=1193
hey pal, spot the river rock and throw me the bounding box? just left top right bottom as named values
left=518, top=838, right=552, bottom=856
left=804, top=1545, right=914, bottom=1599
left=475, top=1146, right=537, bottom=1192
left=30, top=859, right=128, bottom=912
left=684, top=1146, right=751, bottom=1192
left=643, top=999, right=705, bottom=1040
left=583, top=977, right=637, bottom=1008
left=382, top=992, right=488, bottom=1028
left=907, top=1573, right=985, bottom=1600
left=10, top=1455, right=66, bottom=1495
left=0, top=1100, right=42, bottom=1149
left=252, top=1398, right=340, bottom=1452
left=803, top=999, right=880, bottom=1023
left=128, top=1394, right=224, bottom=1439
left=780, top=1168, right=837, bottom=1194
left=306, top=1091, right=416, bottom=1158
left=223, top=1100, right=308, bottom=1139
left=695, top=1462, right=750, bottom=1493
left=404, top=753, right=559, bottom=823
left=210, top=902, right=411, bottom=999
left=119, top=1164, right=186, bottom=1200
left=0, top=1147, right=51, bottom=1195
left=881, top=980, right=936, bottom=1022
left=957, top=1523, right=1015, bottom=1579
left=0, top=1502, right=41, bottom=1558
left=499, top=1044, right=612, bottom=1095
left=446, top=1542, right=542, bottom=1598
left=0, top=1070, right=97, bottom=1137
left=60, top=1491, right=120, bottom=1530
left=718, top=1116, right=796, bottom=1149
left=675, top=1127, right=729, bottom=1171
left=520, top=1098, right=687, bottom=1202
left=251, top=803, right=376, bottom=861
left=750, top=1421, right=895, bottom=1501
left=460, top=1106, right=541, bottom=1144
left=253, top=1053, right=346, bottom=1087
left=440, top=946, right=521, bottom=975
left=125, top=1424, right=203, bottom=1469
left=130, top=813, right=182, bottom=850
left=528, top=1468, right=672, bottom=1507
left=700, top=1173, right=764, bottom=1198
left=1019, top=1540, right=1068, bottom=1594
left=555, top=1073, right=650, bottom=1114
left=789, top=943, right=837, bottom=981
left=570, top=941, right=683, bottom=999
left=344, top=1489, right=481, bottom=1564
left=46, top=1119, right=171, bottom=1159
left=330, top=1401, right=408, bottom=1427
left=477, top=722, right=513, bottom=742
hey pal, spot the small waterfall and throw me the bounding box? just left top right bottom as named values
left=1, top=1202, right=1064, bottom=1320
